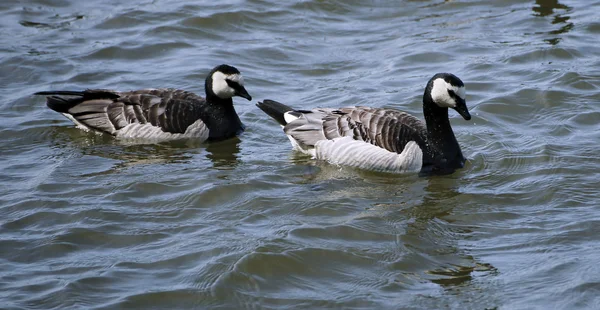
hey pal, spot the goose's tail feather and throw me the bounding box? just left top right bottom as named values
left=256, top=99, right=295, bottom=126
left=34, top=90, right=87, bottom=97
left=34, top=90, right=120, bottom=113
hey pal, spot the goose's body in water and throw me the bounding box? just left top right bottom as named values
left=35, top=64, right=252, bottom=143
left=257, top=73, right=471, bottom=175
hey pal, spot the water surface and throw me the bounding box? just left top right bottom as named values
left=1, top=0, right=600, bottom=309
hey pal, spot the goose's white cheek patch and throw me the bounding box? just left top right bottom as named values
left=431, top=78, right=457, bottom=108
left=211, top=71, right=235, bottom=99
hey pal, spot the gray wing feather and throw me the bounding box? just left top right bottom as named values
left=283, top=109, right=332, bottom=146
left=285, top=106, right=428, bottom=155
left=68, top=99, right=118, bottom=134
left=67, top=88, right=207, bottom=136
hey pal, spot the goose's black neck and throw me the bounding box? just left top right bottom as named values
left=422, top=92, right=465, bottom=172
left=201, top=80, right=244, bottom=141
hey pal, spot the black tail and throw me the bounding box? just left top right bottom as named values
left=34, top=90, right=86, bottom=97
left=34, top=90, right=120, bottom=113
left=256, top=99, right=295, bottom=126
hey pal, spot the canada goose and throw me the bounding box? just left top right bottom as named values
left=35, top=64, right=251, bottom=142
left=256, top=73, right=471, bottom=175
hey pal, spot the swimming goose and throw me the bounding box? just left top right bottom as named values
left=35, top=64, right=251, bottom=142
left=256, top=73, right=471, bottom=175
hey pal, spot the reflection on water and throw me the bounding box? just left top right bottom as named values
left=47, top=126, right=241, bottom=174
left=19, top=14, right=84, bottom=30
left=391, top=178, right=493, bottom=288
left=205, top=137, right=242, bottom=170
left=533, top=0, right=573, bottom=45
left=2, top=0, right=600, bottom=308
left=428, top=261, right=498, bottom=288
left=533, top=0, right=570, bottom=17
left=291, top=166, right=499, bottom=289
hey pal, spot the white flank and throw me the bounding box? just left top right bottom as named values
left=115, top=119, right=209, bottom=142
left=431, top=78, right=466, bottom=108
left=314, top=137, right=423, bottom=173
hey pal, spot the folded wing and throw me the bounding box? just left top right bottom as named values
left=284, top=106, right=429, bottom=155
left=40, top=89, right=209, bottom=139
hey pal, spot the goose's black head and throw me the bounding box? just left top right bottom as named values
left=426, top=73, right=470, bottom=120
left=206, top=64, right=252, bottom=102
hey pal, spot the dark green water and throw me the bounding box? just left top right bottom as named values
left=1, top=0, right=600, bottom=309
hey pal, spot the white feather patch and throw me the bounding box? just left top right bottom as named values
left=284, top=134, right=316, bottom=156
left=431, top=78, right=465, bottom=108
left=211, top=71, right=236, bottom=99
left=115, top=119, right=209, bottom=142
left=62, top=113, right=91, bottom=132
left=314, top=137, right=423, bottom=173
left=283, top=111, right=300, bottom=124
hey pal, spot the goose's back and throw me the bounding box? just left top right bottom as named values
left=47, top=88, right=210, bottom=140
left=114, top=88, right=206, bottom=134
left=285, top=106, right=429, bottom=155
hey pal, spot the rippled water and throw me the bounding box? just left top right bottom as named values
left=1, top=0, right=600, bottom=309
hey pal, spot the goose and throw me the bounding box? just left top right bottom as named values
left=256, top=73, right=471, bottom=175
left=35, top=64, right=251, bottom=142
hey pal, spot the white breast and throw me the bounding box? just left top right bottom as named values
left=314, top=137, right=423, bottom=173
left=115, top=119, right=209, bottom=142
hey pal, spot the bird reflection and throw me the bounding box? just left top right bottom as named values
left=388, top=177, right=498, bottom=289
left=47, top=126, right=241, bottom=174
left=298, top=165, right=498, bottom=289
left=204, top=137, right=242, bottom=170
left=532, top=0, right=569, bottom=17
left=532, top=0, right=573, bottom=45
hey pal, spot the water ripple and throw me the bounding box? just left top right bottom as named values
left=1, top=0, right=600, bottom=309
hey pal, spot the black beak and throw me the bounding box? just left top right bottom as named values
left=236, top=86, right=252, bottom=101
left=453, top=98, right=471, bottom=120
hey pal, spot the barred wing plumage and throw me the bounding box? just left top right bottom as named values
left=284, top=106, right=429, bottom=155
left=50, top=88, right=209, bottom=139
